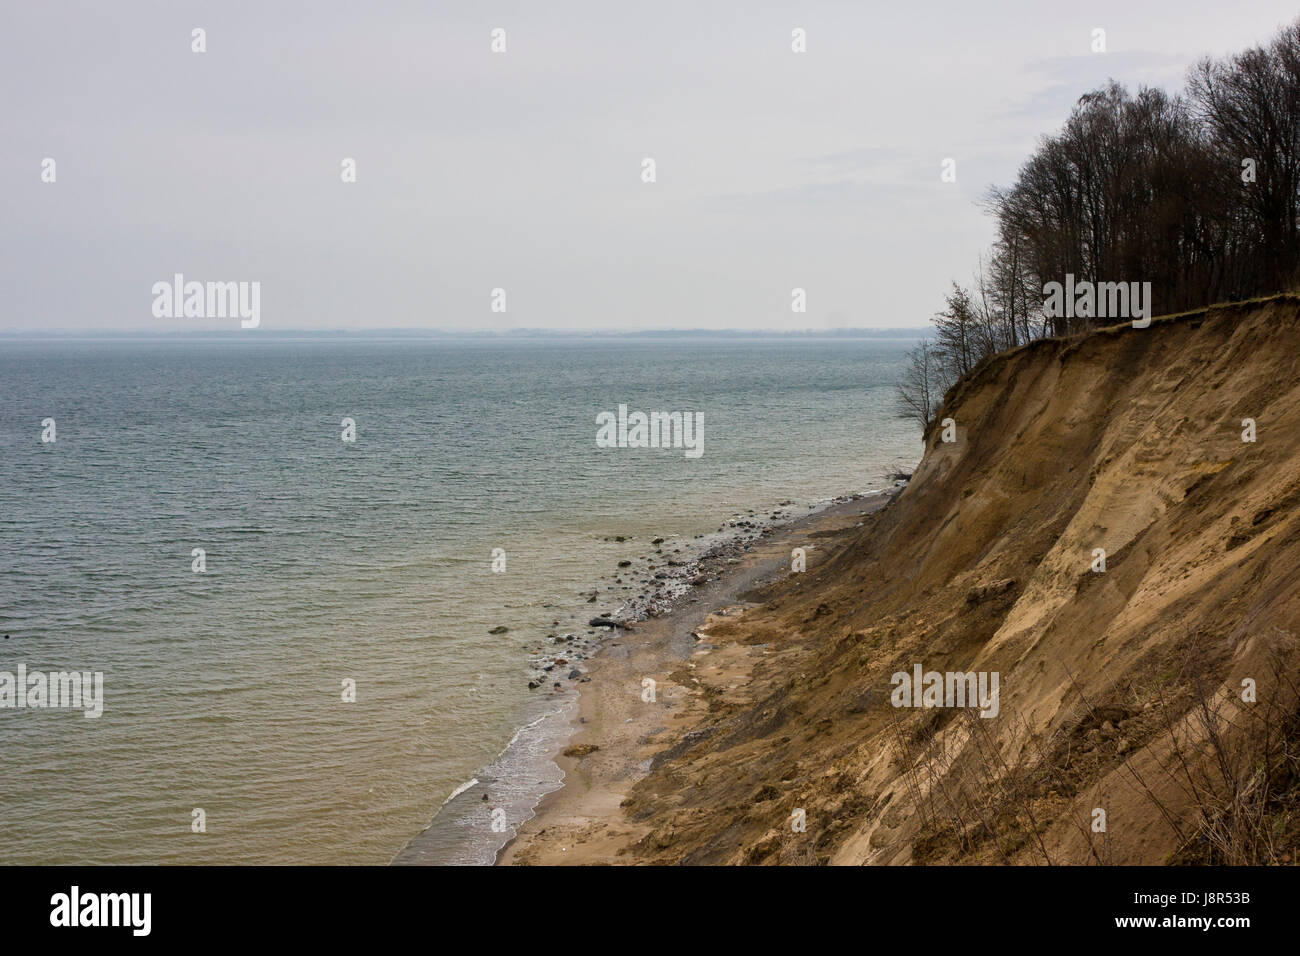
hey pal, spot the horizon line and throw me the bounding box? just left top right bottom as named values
left=0, top=326, right=932, bottom=338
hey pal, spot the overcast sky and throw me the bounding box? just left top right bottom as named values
left=3, top=0, right=1298, bottom=332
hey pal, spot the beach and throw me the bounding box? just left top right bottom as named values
left=497, top=490, right=896, bottom=864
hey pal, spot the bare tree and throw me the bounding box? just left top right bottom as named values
left=932, top=283, right=979, bottom=378
left=895, top=339, right=948, bottom=433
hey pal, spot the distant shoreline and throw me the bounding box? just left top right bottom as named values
left=0, top=328, right=929, bottom=341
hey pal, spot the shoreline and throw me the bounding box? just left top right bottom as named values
left=495, top=488, right=898, bottom=865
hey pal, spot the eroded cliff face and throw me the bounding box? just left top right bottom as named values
left=619, top=296, right=1300, bottom=865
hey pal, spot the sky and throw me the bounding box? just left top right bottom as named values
left=2, top=0, right=1298, bottom=332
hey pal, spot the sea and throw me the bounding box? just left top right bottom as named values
left=0, top=333, right=920, bottom=864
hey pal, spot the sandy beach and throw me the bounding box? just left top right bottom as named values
left=498, top=490, right=896, bottom=864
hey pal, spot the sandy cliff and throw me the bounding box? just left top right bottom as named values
left=510, top=297, right=1300, bottom=865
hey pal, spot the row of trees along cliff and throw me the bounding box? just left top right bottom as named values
left=897, top=16, right=1300, bottom=432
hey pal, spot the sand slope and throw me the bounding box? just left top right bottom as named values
left=507, top=297, right=1300, bottom=865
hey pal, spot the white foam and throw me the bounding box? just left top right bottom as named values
left=442, top=777, right=480, bottom=806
